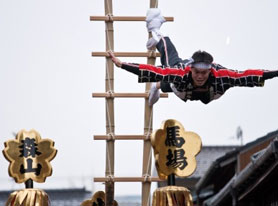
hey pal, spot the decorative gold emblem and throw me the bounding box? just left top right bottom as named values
left=152, top=186, right=193, bottom=206
left=6, top=189, right=50, bottom=206
left=151, top=119, right=202, bottom=178
left=3, top=129, right=57, bottom=183
left=81, top=191, right=118, bottom=206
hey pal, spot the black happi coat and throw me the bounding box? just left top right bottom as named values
left=121, top=37, right=278, bottom=104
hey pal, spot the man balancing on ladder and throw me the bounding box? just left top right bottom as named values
left=109, top=8, right=278, bottom=106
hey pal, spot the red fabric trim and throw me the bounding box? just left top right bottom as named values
left=139, top=64, right=191, bottom=77
left=211, top=68, right=264, bottom=78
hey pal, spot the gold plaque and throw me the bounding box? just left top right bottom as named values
left=3, top=129, right=57, bottom=183
left=151, top=119, right=202, bottom=178
left=81, top=191, right=118, bottom=206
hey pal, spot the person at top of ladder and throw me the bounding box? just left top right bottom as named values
left=108, top=8, right=278, bottom=106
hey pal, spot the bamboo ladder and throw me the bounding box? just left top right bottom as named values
left=91, top=1, right=173, bottom=205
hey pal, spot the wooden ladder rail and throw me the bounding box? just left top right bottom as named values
left=90, top=16, right=173, bottom=22
left=142, top=1, right=161, bottom=205
left=91, top=1, right=173, bottom=205
left=103, top=1, right=115, bottom=205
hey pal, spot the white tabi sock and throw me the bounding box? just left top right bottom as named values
left=146, top=30, right=163, bottom=50
left=148, top=83, right=160, bottom=106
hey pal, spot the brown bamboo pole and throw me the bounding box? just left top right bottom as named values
left=92, top=92, right=168, bottom=98
left=90, top=16, right=174, bottom=22
left=104, top=0, right=115, bottom=205
left=141, top=1, right=159, bottom=206
left=94, top=177, right=162, bottom=182
left=92, top=51, right=161, bottom=57
left=94, top=135, right=149, bottom=140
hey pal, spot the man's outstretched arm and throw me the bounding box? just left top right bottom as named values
left=211, top=67, right=278, bottom=88
left=108, top=51, right=190, bottom=83
left=262, top=70, right=278, bottom=80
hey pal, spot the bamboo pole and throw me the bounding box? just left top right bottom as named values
left=94, top=177, right=162, bottom=182
left=92, top=51, right=161, bottom=57
left=104, top=0, right=115, bottom=205
left=94, top=135, right=150, bottom=140
left=92, top=92, right=168, bottom=98
left=141, top=1, right=159, bottom=206
left=90, top=16, right=174, bottom=22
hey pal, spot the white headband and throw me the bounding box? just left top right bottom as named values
left=191, top=62, right=212, bottom=69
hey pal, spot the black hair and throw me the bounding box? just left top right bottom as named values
left=192, top=50, right=213, bottom=64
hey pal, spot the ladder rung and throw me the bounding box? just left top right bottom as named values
left=90, top=16, right=174, bottom=22
left=94, top=177, right=162, bottom=182
left=94, top=135, right=149, bottom=140
left=92, top=52, right=161, bottom=58
left=92, top=93, right=168, bottom=98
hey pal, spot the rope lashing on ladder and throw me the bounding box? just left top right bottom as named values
left=143, top=174, right=151, bottom=183
left=148, top=50, right=157, bottom=58
left=106, top=175, right=114, bottom=183
left=107, top=133, right=115, bottom=141
left=107, top=14, right=114, bottom=22
left=144, top=132, right=152, bottom=141
left=107, top=90, right=114, bottom=98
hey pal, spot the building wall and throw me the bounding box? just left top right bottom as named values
left=238, top=139, right=273, bottom=171
left=193, top=146, right=238, bottom=178
left=157, top=146, right=238, bottom=192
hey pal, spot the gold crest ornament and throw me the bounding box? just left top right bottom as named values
left=151, top=119, right=202, bottom=178
left=5, top=189, right=50, bottom=206
left=3, top=129, right=57, bottom=183
left=152, top=186, right=193, bottom=206
left=81, top=191, right=118, bottom=206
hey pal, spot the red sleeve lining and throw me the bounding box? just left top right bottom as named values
left=211, top=68, right=264, bottom=78
left=139, top=64, right=191, bottom=77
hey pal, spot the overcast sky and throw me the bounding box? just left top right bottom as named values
left=1, top=0, right=278, bottom=197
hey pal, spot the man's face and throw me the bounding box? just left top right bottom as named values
left=191, top=67, right=211, bottom=87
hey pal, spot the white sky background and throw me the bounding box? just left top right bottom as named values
left=1, top=0, right=278, bottom=197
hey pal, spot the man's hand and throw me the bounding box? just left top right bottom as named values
left=108, top=51, right=122, bottom=67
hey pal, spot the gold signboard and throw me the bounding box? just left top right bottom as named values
left=81, top=191, right=118, bottom=206
left=3, top=129, right=57, bottom=183
left=151, top=119, right=202, bottom=178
